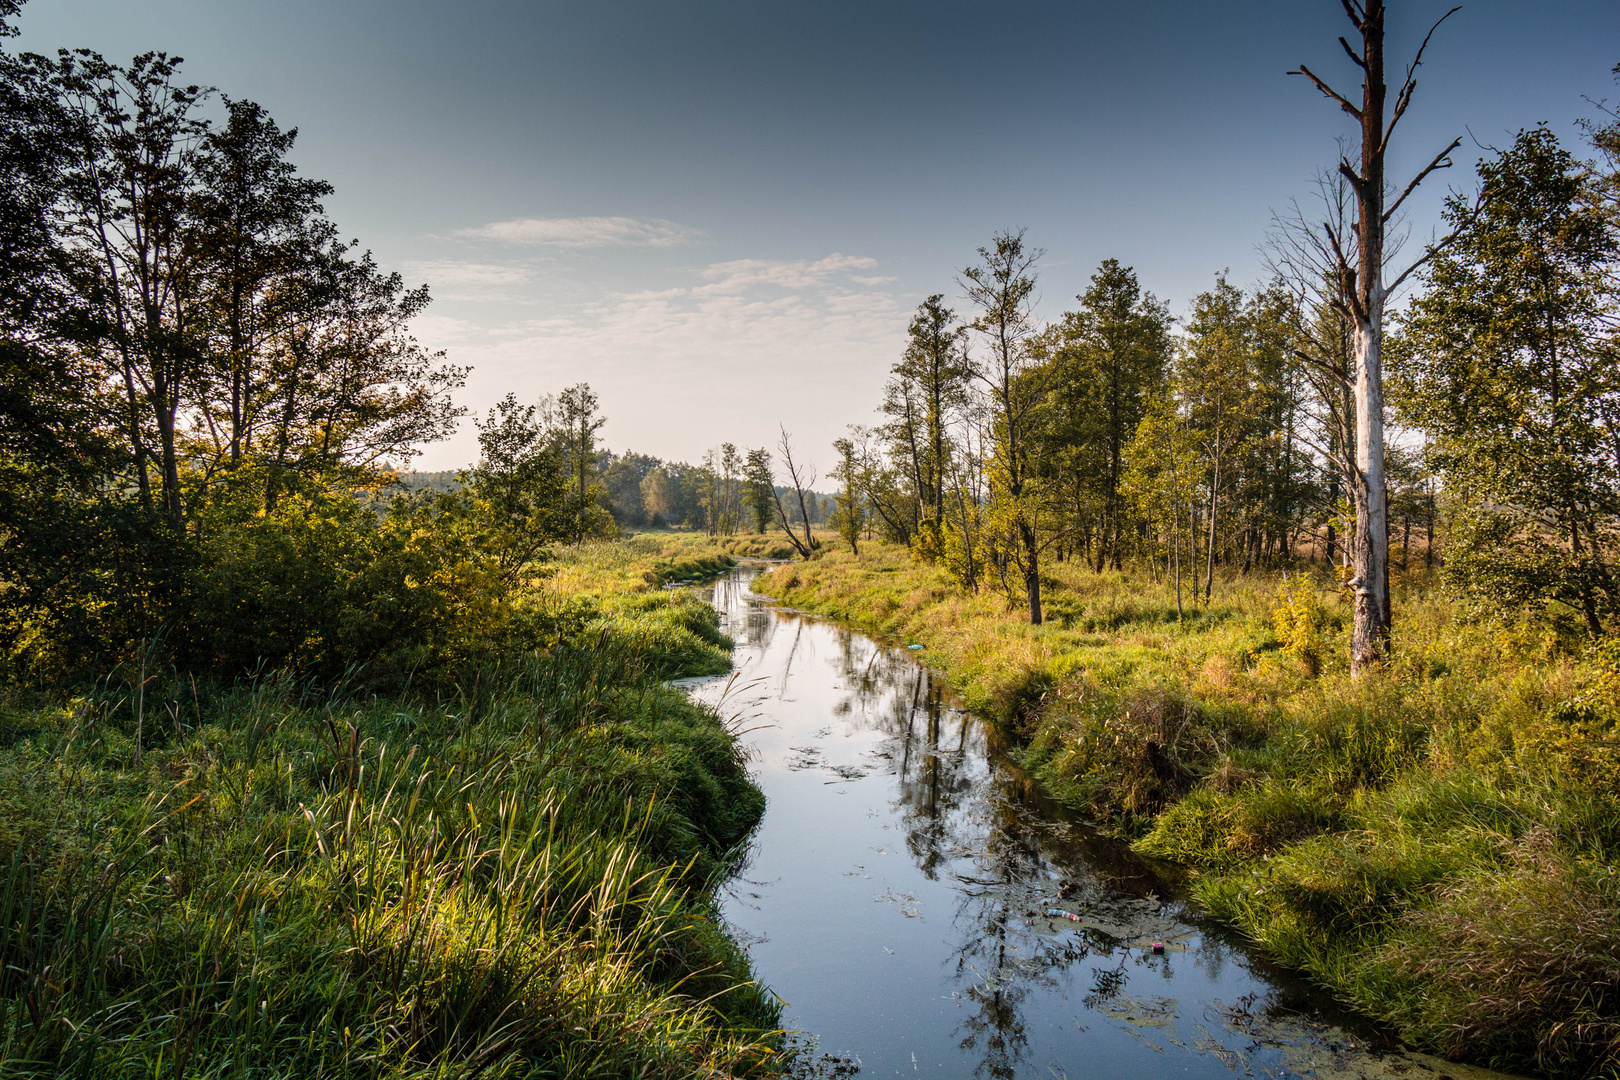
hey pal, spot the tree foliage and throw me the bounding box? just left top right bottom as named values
left=1392, top=126, right=1620, bottom=633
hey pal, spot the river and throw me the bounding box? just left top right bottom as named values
left=682, top=564, right=1510, bottom=1080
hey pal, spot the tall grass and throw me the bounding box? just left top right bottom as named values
left=760, top=541, right=1620, bottom=1078
left=0, top=622, right=779, bottom=1077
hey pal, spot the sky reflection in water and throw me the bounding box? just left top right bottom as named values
left=683, top=568, right=1453, bottom=1080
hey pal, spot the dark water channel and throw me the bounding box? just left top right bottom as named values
left=682, top=566, right=1509, bottom=1080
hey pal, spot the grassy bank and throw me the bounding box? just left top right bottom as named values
left=0, top=541, right=782, bottom=1078
left=546, top=531, right=801, bottom=598
left=758, top=542, right=1620, bottom=1079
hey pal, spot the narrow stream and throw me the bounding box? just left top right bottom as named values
left=683, top=565, right=1505, bottom=1080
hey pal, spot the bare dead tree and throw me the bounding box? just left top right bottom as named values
left=1290, top=0, right=1461, bottom=675
left=771, top=425, right=820, bottom=560
left=1265, top=166, right=1364, bottom=568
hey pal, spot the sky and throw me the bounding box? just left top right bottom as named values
left=13, top=0, right=1620, bottom=472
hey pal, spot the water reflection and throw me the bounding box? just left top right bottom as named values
left=691, top=567, right=1493, bottom=1080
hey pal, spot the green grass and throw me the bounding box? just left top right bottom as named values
left=546, top=530, right=801, bottom=601
left=0, top=546, right=784, bottom=1078
left=759, top=541, right=1620, bottom=1079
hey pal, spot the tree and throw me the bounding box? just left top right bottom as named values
left=961, top=230, right=1050, bottom=624
left=1178, top=274, right=1263, bottom=604
left=599, top=450, right=658, bottom=527
left=1390, top=126, right=1620, bottom=632
left=461, top=393, right=568, bottom=585
left=885, top=295, right=970, bottom=554
left=190, top=97, right=332, bottom=474
left=718, top=442, right=741, bottom=535
left=641, top=465, right=676, bottom=522
left=1266, top=167, right=1364, bottom=571
left=770, top=426, right=819, bottom=560
left=555, top=382, right=606, bottom=542
left=1291, top=0, right=1462, bottom=674
left=51, top=50, right=211, bottom=526
left=1046, top=260, right=1172, bottom=570
left=1124, top=399, right=1203, bottom=618
left=744, top=447, right=774, bottom=533
left=830, top=434, right=863, bottom=554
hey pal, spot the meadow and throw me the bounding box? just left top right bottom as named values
left=758, top=542, right=1620, bottom=1079
left=0, top=534, right=789, bottom=1079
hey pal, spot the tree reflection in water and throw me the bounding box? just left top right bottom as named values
left=701, top=567, right=1409, bottom=1080
left=807, top=611, right=1194, bottom=1079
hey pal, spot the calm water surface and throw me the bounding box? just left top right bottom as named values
left=683, top=566, right=1505, bottom=1080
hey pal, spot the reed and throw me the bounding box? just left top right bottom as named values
left=0, top=628, right=779, bottom=1078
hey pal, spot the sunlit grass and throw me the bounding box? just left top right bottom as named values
left=0, top=546, right=786, bottom=1078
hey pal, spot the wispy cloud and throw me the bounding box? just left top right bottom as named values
left=410, top=252, right=907, bottom=468
left=407, top=260, right=533, bottom=287
left=405, top=259, right=538, bottom=304
left=698, top=254, right=877, bottom=293
left=455, top=215, right=701, bottom=248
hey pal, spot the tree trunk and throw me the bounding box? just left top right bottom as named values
left=1349, top=314, right=1390, bottom=672
left=1204, top=463, right=1219, bottom=605
left=1425, top=488, right=1435, bottom=570
left=1296, top=1, right=1460, bottom=675
left=1173, top=511, right=1183, bottom=620
left=1021, top=521, right=1042, bottom=625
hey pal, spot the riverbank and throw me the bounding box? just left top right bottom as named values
left=757, top=542, right=1620, bottom=1079
left=0, top=537, right=786, bottom=1078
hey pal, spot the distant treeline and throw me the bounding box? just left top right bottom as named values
left=399, top=458, right=837, bottom=530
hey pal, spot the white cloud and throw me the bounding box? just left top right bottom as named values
left=402, top=260, right=542, bottom=304
left=408, top=252, right=907, bottom=469
left=697, top=254, right=878, bottom=293
left=454, top=215, right=701, bottom=248
left=407, top=260, right=533, bottom=287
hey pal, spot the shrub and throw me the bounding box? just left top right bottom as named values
left=1271, top=574, right=1329, bottom=676
left=1025, top=682, right=1205, bottom=817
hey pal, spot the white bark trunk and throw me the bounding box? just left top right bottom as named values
left=1350, top=291, right=1390, bottom=674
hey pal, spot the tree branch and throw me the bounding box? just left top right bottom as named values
left=1387, top=228, right=1462, bottom=295
left=1291, top=64, right=1363, bottom=120
left=1337, top=158, right=1371, bottom=199
left=1292, top=347, right=1354, bottom=391
left=1339, top=0, right=1367, bottom=32
left=1382, top=5, right=1461, bottom=154
left=1338, top=36, right=1366, bottom=69
left=1383, top=137, right=1462, bottom=223
left=1321, top=222, right=1367, bottom=324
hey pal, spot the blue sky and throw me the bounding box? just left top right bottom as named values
left=14, top=0, right=1620, bottom=470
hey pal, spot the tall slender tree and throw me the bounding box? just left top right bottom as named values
left=1290, top=0, right=1461, bottom=674
left=961, top=230, right=1049, bottom=624
left=885, top=295, right=969, bottom=551
left=556, top=382, right=605, bottom=543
